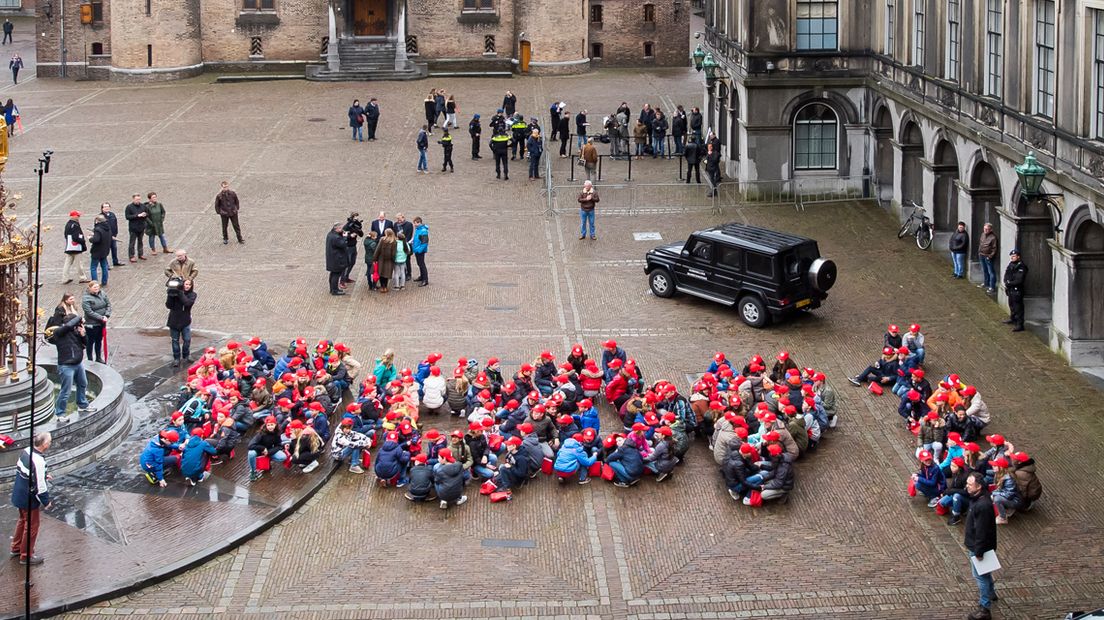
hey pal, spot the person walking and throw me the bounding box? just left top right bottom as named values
left=348, top=99, right=365, bottom=142
left=145, top=192, right=170, bottom=254
left=365, top=97, right=380, bottom=140
left=45, top=296, right=91, bottom=417
left=578, top=180, right=599, bottom=240
left=412, top=216, right=429, bottom=286
left=423, top=90, right=437, bottom=133
left=123, top=194, right=148, bottom=262
left=434, top=89, right=446, bottom=128
left=580, top=138, right=599, bottom=182
left=468, top=113, right=482, bottom=160
left=166, top=278, right=196, bottom=367
left=8, top=53, right=22, bottom=84
left=527, top=129, right=543, bottom=180
left=949, top=221, right=970, bottom=279
left=61, top=210, right=89, bottom=284
left=214, top=181, right=244, bottom=244
left=684, top=139, right=702, bottom=184
left=704, top=142, right=722, bottom=197
left=416, top=125, right=429, bottom=173
left=325, top=222, right=349, bottom=296
left=2, top=19, right=12, bottom=45
left=438, top=129, right=454, bottom=172
left=1002, top=249, right=1028, bottom=332
left=164, top=249, right=198, bottom=281
left=372, top=228, right=397, bottom=293
left=978, top=223, right=998, bottom=293
left=3, top=98, right=16, bottom=136
left=10, top=432, right=52, bottom=566
left=963, top=472, right=998, bottom=620
left=444, top=94, right=458, bottom=130
left=81, top=281, right=110, bottom=363
left=502, top=90, right=517, bottom=117
left=100, top=202, right=124, bottom=267
left=88, top=214, right=112, bottom=286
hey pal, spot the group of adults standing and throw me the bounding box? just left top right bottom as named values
left=326, top=211, right=430, bottom=295
left=346, top=98, right=381, bottom=142
left=60, top=194, right=169, bottom=287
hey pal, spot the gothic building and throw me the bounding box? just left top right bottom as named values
left=699, top=0, right=1104, bottom=368
left=33, top=0, right=688, bottom=80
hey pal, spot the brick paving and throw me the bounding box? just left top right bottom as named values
left=0, top=68, right=1098, bottom=619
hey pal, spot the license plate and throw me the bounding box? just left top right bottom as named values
left=795, top=298, right=811, bottom=308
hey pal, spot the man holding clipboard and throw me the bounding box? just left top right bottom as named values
left=964, top=472, right=999, bottom=619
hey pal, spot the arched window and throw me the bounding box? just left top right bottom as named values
left=793, top=103, right=838, bottom=170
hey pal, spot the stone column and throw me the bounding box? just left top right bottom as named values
left=327, top=1, right=340, bottom=71
left=890, top=139, right=904, bottom=215
left=1049, top=242, right=1071, bottom=359
left=394, top=0, right=408, bottom=71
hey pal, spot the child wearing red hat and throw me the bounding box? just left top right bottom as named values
left=644, top=427, right=677, bottom=482
left=331, top=419, right=372, bottom=474
left=600, top=340, right=627, bottom=383
left=433, top=448, right=469, bottom=509
left=744, top=443, right=793, bottom=505
left=374, top=431, right=411, bottom=487
left=938, top=457, right=970, bottom=525
left=605, top=434, right=645, bottom=488
left=247, top=416, right=286, bottom=481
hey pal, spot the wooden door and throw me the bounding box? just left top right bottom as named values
left=354, top=0, right=387, bottom=36
left=519, top=40, right=531, bottom=72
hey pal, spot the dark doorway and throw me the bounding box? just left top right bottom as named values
left=873, top=106, right=893, bottom=204
left=969, top=161, right=1001, bottom=261
left=1069, top=217, right=1104, bottom=344
left=899, top=121, right=923, bottom=209
left=932, top=140, right=959, bottom=232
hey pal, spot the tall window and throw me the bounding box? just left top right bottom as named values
left=796, top=0, right=838, bottom=51
left=590, top=4, right=602, bottom=23
left=1034, top=0, right=1056, bottom=118
left=913, top=0, right=925, bottom=66
left=946, top=0, right=961, bottom=80
left=643, top=3, right=655, bottom=22
left=985, top=0, right=1003, bottom=97
left=793, top=104, right=838, bottom=170
left=1095, top=10, right=1104, bottom=139
left=885, top=0, right=895, bottom=57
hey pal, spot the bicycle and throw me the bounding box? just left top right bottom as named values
left=897, top=202, right=934, bottom=250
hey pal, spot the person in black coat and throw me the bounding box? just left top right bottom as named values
left=46, top=304, right=91, bottom=416
left=1002, top=249, right=1028, bottom=332
left=557, top=112, right=571, bottom=157
left=99, top=202, right=124, bottom=266
left=704, top=143, right=722, bottom=197
left=88, top=216, right=112, bottom=285
left=689, top=107, right=703, bottom=142
left=166, top=279, right=196, bottom=366
left=406, top=454, right=435, bottom=501
left=123, top=194, right=149, bottom=261
left=365, top=98, right=380, bottom=140
left=684, top=139, right=701, bottom=184
left=348, top=99, right=365, bottom=142
left=671, top=106, right=687, bottom=155
left=502, top=90, right=517, bottom=116
left=949, top=221, right=970, bottom=278
left=963, top=472, right=998, bottom=618
left=468, top=114, right=482, bottom=160
left=340, top=212, right=363, bottom=285
left=325, top=222, right=349, bottom=296
left=433, top=449, right=468, bottom=509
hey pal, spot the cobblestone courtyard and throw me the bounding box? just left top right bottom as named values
left=2, top=68, right=1103, bottom=619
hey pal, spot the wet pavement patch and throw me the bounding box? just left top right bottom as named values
left=481, top=538, right=537, bottom=549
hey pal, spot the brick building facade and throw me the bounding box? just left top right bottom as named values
left=35, top=0, right=688, bottom=80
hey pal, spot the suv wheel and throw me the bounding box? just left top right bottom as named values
left=737, top=295, right=769, bottom=328
left=649, top=269, right=675, bottom=298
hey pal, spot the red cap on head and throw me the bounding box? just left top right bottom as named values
left=767, top=444, right=783, bottom=456
left=540, top=350, right=554, bottom=360
left=763, top=430, right=780, bottom=442
left=897, top=346, right=910, bottom=355
left=777, top=351, right=789, bottom=361
left=911, top=369, right=925, bottom=379
left=739, top=443, right=757, bottom=456
left=424, top=429, right=441, bottom=440
left=965, top=442, right=980, bottom=452
left=277, top=397, right=293, bottom=408
left=962, top=386, right=977, bottom=397
left=340, top=418, right=354, bottom=427
left=714, top=352, right=726, bottom=362
left=264, top=415, right=277, bottom=425
left=925, top=411, right=938, bottom=421
left=288, top=420, right=305, bottom=430
left=1011, top=451, right=1030, bottom=463
left=735, top=427, right=749, bottom=439
left=506, top=399, right=519, bottom=410
left=427, top=352, right=442, bottom=363
left=909, top=323, right=920, bottom=332
left=947, top=432, right=962, bottom=443
left=602, top=339, right=617, bottom=349
left=990, top=456, right=1010, bottom=468
left=918, top=450, right=932, bottom=461
left=661, top=411, right=676, bottom=423
left=583, top=428, right=596, bottom=440
left=399, top=422, right=413, bottom=433
left=160, top=430, right=179, bottom=443
left=882, top=346, right=894, bottom=356
left=708, top=400, right=723, bottom=411
left=506, top=436, right=523, bottom=447
left=450, top=429, right=464, bottom=439
left=644, top=412, right=659, bottom=424
left=487, top=357, right=500, bottom=366
left=986, top=434, right=1005, bottom=445
left=656, top=426, right=673, bottom=437
left=438, top=448, right=454, bottom=462
left=631, top=423, right=648, bottom=432
left=469, top=422, right=482, bottom=432
left=519, top=422, right=534, bottom=434
left=69, top=210, right=82, bottom=217
left=572, top=432, right=585, bottom=442
left=171, top=410, right=184, bottom=420
left=571, top=344, right=583, bottom=355
left=608, top=358, right=623, bottom=369
left=481, top=416, right=495, bottom=428
left=888, top=324, right=899, bottom=332
left=935, top=393, right=948, bottom=402
left=520, top=363, right=534, bottom=372
left=951, top=457, right=966, bottom=468
left=557, top=414, right=573, bottom=425
left=413, top=453, right=428, bottom=463
left=430, top=366, right=441, bottom=376
left=578, top=398, right=593, bottom=409
left=386, top=431, right=399, bottom=442
left=191, top=428, right=205, bottom=437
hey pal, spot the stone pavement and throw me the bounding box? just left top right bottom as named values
left=0, top=69, right=1098, bottom=619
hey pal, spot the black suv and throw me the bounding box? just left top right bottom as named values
left=644, top=223, right=837, bottom=327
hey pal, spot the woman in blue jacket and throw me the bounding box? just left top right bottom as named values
left=553, top=434, right=596, bottom=484
left=180, top=430, right=217, bottom=485
left=411, top=217, right=429, bottom=286
left=605, top=436, right=644, bottom=488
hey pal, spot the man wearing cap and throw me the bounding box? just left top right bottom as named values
left=61, top=210, right=90, bottom=284
left=848, top=347, right=899, bottom=387
left=1002, top=248, right=1028, bottom=332
left=963, top=471, right=998, bottom=619
left=325, top=222, right=350, bottom=296
left=405, top=454, right=435, bottom=501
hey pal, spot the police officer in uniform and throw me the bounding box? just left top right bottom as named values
left=1002, top=248, right=1028, bottom=332
left=490, top=128, right=511, bottom=180
left=468, top=114, right=482, bottom=160
left=438, top=129, right=454, bottom=172
left=510, top=114, right=529, bottom=160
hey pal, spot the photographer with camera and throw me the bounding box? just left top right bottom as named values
left=44, top=294, right=93, bottom=418
left=165, top=278, right=196, bottom=368
left=340, top=212, right=363, bottom=286
left=326, top=222, right=350, bottom=296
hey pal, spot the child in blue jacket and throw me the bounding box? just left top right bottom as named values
left=180, top=429, right=217, bottom=485
left=553, top=434, right=597, bottom=484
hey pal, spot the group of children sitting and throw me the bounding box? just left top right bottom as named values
left=849, top=323, right=1043, bottom=525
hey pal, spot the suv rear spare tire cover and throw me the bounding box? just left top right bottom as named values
left=808, top=258, right=837, bottom=292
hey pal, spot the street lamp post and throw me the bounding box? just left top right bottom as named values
left=1014, top=151, right=1063, bottom=234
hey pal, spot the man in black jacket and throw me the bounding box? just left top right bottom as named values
left=689, top=107, right=703, bottom=143
left=684, top=139, right=701, bottom=184
left=394, top=213, right=414, bottom=279
left=47, top=313, right=91, bottom=417
left=123, top=194, right=148, bottom=262
left=405, top=454, right=435, bottom=501
left=365, top=98, right=380, bottom=140
left=671, top=106, right=687, bottom=155
left=99, top=203, right=124, bottom=267
left=704, top=142, right=722, bottom=197
left=325, top=222, right=349, bottom=296
left=949, top=221, right=970, bottom=279
left=1002, top=249, right=1028, bottom=332
left=468, top=114, right=482, bottom=160
left=166, top=279, right=196, bottom=367
left=963, top=472, right=998, bottom=619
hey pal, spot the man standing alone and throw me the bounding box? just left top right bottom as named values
left=61, top=210, right=89, bottom=284
left=977, top=223, right=997, bottom=293
left=326, top=222, right=349, bottom=296
left=2, top=19, right=13, bottom=45
left=10, top=432, right=52, bottom=566
left=577, top=180, right=599, bottom=240
left=1002, top=249, right=1028, bottom=332
left=215, top=181, right=244, bottom=244
left=963, top=472, right=998, bottom=620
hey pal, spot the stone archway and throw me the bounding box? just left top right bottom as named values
left=900, top=121, right=923, bottom=209
left=1012, top=186, right=1056, bottom=321
left=873, top=106, right=893, bottom=204
left=1068, top=217, right=1104, bottom=344
left=932, top=140, right=959, bottom=232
